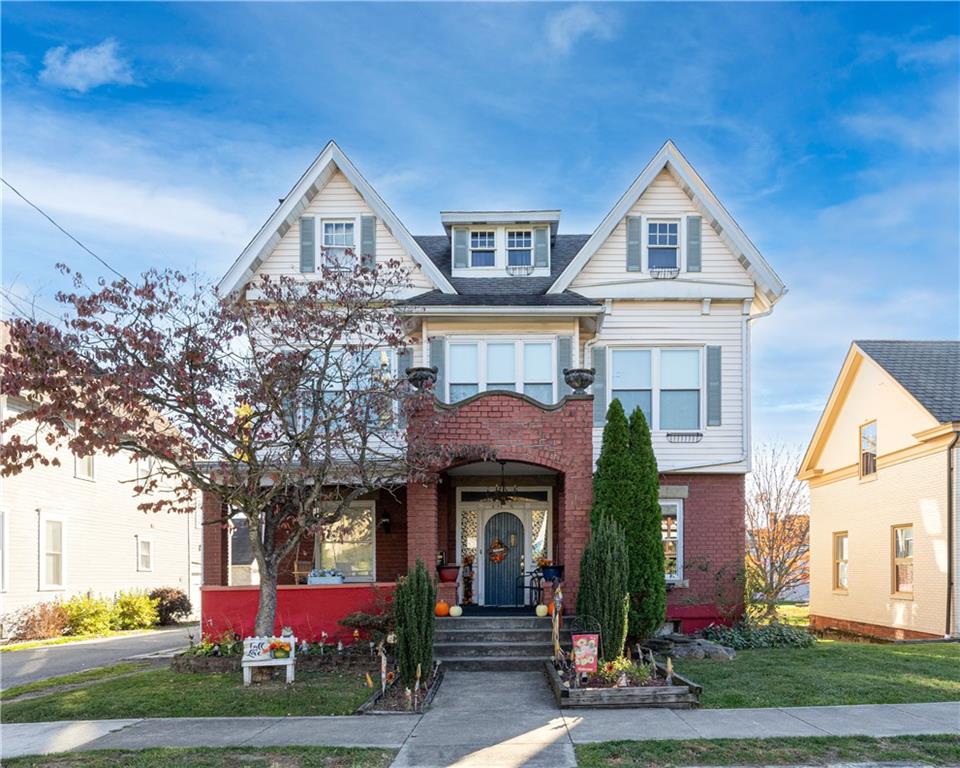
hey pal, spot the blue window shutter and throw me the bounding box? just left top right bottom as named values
left=707, top=345, right=722, bottom=426
left=592, top=346, right=606, bottom=425
left=453, top=228, right=468, bottom=269
left=557, top=336, right=573, bottom=397
left=429, top=338, right=446, bottom=400
left=360, top=215, right=376, bottom=270
left=687, top=215, right=702, bottom=272
left=626, top=216, right=642, bottom=272
left=299, top=216, right=315, bottom=273
left=534, top=226, right=549, bottom=268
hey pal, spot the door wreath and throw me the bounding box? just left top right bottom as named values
left=488, top=538, right=509, bottom=563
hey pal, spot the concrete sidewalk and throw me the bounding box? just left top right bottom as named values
left=2, top=672, right=957, bottom=765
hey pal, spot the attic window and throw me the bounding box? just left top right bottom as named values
left=470, top=231, right=495, bottom=267
left=507, top=230, right=532, bottom=267
left=323, top=220, right=355, bottom=269
left=648, top=220, right=679, bottom=269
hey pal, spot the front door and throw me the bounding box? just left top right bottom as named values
left=483, top=511, right=524, bottom=606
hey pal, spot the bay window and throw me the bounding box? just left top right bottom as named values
left=447, top=339, right=555, bottom=403
left=316, top=502, right=375, bottom=581
left=609, top=347, right=702, bottom=431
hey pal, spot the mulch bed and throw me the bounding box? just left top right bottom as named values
left=357, top=665, right=443, bottom=714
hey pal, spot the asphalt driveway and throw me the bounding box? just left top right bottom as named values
left=0, top=624, right=197, bottom=689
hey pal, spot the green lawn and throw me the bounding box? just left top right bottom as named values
left=4, top=747, right=395, bottom=768
left=773, top=602, right=809, bottom=627
left=576, top=735, right=960, bottom=767
left=1, top=668, right=373, bottom=723
left=1, top=663, right=148, bottom=701
left=674, top=640, right=960, bottom=709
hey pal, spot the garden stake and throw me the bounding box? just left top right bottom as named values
left=380, top=645, right=388, bottom=695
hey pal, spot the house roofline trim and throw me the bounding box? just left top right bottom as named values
left=396, top=304, right=605, bottom=317
left=546, top=140, right=787, bottom=304
left=217, top=141, right=456, bottom=297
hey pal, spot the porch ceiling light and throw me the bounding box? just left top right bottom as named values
left=484, top=460, right=521, bottom=506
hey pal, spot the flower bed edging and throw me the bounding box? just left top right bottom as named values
left=543, top=661, right=701, bottom=709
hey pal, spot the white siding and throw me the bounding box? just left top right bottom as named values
left=0, top=399, right=201, bottom=633
left=572, top=169, right=753, bottom=289
left=256, top=171, right=434, bottom=290
left=587, top=300, right=747, bottom=472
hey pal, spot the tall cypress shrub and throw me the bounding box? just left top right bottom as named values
left=576, top=514, right=629, bottom=662
left=393, top=559, right=435, bottom=687
left=628, top=406, right=665, bottom=639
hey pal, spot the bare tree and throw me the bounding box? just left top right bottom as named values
left=745, top=443, right=809, bottom=619
left=1, top=257, right=478, bottom=635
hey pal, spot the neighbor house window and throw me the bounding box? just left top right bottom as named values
left=833, top=532, right=848, bottom=591
left=322, top=220, right=355, bottom=269
left=136, top=537, right=153, bottom=572
left=661, top=500, right=683, bottom=581
left=75, top=454, right=95, bottom=481
left=40, top=515, right=64, bottom=590
left=447, top=339, right=555, bottom=403
left=316, top=502, right=375, bottom=581
left=609, top=347, right=701, bottom=430
left=647, top=220, right=679, bottom=269
left=470, top=231, right=496, bottom=267
left=860, top=421, right=877, bottom=477
left=506, top=230, right=532, bottom=266
left=892, top=524, right=913, bottom=595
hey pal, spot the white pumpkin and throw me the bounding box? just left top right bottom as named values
left=535, top=604, right=548, bottom=617
left=449, top=605, right=463, bottom=617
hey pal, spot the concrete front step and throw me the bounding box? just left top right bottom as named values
left=434, top=628, right=570, bottom=644
left=436, top=616, right=560, bottom=630
left=434, top=640, right=554, bottom=658
left=436, top=655, right=553, bottom=671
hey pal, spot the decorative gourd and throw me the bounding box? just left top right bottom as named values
left=434, top=600, right=450, bottom=617
left=449, top=605, right=463, bottom=618
left=535, top=604, right=548, bottom=618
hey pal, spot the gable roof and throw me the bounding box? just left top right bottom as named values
left=217, top=141, right=455, bottom=296
left=855, top=340, right=960, bottom=424
left=547, top=140, right=787, bottom=305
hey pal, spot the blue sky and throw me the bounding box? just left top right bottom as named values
left=2, top=2, right=958, bottom=448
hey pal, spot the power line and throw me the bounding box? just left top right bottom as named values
left=0, top=287, right=63, bottom=322
left=1, top=176, right=128, bottom=281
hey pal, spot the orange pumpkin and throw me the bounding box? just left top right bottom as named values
left=435, top=600, right=450, bottom=617
left=547, top=602, right=555, bottom=616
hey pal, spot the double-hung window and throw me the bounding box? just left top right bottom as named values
left=447, top=340, right=555, bottom=403
left=136, top=536, right=153, bottom=572
left=316, top=502, right=376, bottom=581
left=304, top=347, right=396, bottom=430
left=892, top=524, right=913, bottom=595
left=75, top=454, right=95, bottom=481
left=507, top=230, right=532, bottom=266
left=610, top=348, right=702, bottom=430
left=322, top=220, right=355, bottom=269
left=859, top=421, right=877, bottom=478
left=833, top=532, right=848, bottom=591
left=661, top=500, right=683, bottom=581
left=40, top=515, right=64, bottom=590
left=470, top=231, right=496, bottom=267
left=647, top=220, right=679, bottom=269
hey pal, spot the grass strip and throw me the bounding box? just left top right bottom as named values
left=576, top=734, right=960, bottom=767
left=1, top=663, right=151, bottom=701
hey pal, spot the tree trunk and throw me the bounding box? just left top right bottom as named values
left=254, top=561, right=279, bottom=636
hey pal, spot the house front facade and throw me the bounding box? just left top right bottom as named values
left=202, top=140, right=785, bottom=639
left=799, top=341, right=960, bottom=640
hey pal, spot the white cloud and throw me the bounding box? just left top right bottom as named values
left=858, top=33, right=960, bottom=69
left=546, top=5, right=615, bottom=55
left=39, top=39, right=134, bottom=93
left=842, top=85, right=958, bottom=152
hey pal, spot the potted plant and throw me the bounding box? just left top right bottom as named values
left=539, top=559, right=564, bottom=583
left=436, top=564, right=460, bottom=583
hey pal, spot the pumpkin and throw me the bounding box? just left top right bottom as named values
left=547, top=602, right=555, bottom=616
left=535, top=604, right=548, bottom=618
left=449, top=605, right=463, bottom=617
left=435, top=600, right=450, bottom=617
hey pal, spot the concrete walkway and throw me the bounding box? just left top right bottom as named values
left=2, top=671, right=957, bottom=765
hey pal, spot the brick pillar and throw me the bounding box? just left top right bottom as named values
left=202, top=490, right=229, bottom=586
left=406, top=481, right=439, bottom=572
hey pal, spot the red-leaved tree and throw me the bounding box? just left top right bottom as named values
left=1, top=256, right=479, bottom=635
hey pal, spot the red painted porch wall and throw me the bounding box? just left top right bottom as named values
left=663, top=473, right=746, bottom=632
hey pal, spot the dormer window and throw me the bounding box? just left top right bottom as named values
left=323, top=220, right=355, bottom=269
left=647, top=220, right=679, bottom=269
left=470, top=231, right=496, bottom=267
left=507, top=230, right=533, bottom=267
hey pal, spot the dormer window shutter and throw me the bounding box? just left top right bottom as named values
left=299, top=216, right=316, bottom=273
left=534, top=227, right=549, bottom=268
left=626, top=216, right=642, bottom=272
left=453, top=227, right=469, bottom=269
left=687, top=215, right=702, bottom=272
left=360, top=215, right=376, bottom=270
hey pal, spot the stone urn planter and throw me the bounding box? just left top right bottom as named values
left=406, top=366, right=438, bottom=391
left=563, top=368, right=595, bottom=394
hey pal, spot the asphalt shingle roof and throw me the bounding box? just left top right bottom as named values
left=406, top=234, right=599, bottom=308
left=855, top=340, right=960, bottom=424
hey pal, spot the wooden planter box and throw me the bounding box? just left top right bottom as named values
left=543, top=661, right=701, bottom=709
left=356, top=662, right=445, bottom=715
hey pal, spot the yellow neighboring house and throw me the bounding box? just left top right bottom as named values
left=799, top=340, right=959, bottom=640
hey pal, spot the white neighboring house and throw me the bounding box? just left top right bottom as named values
left=0, top=390, right=202, bottom=636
